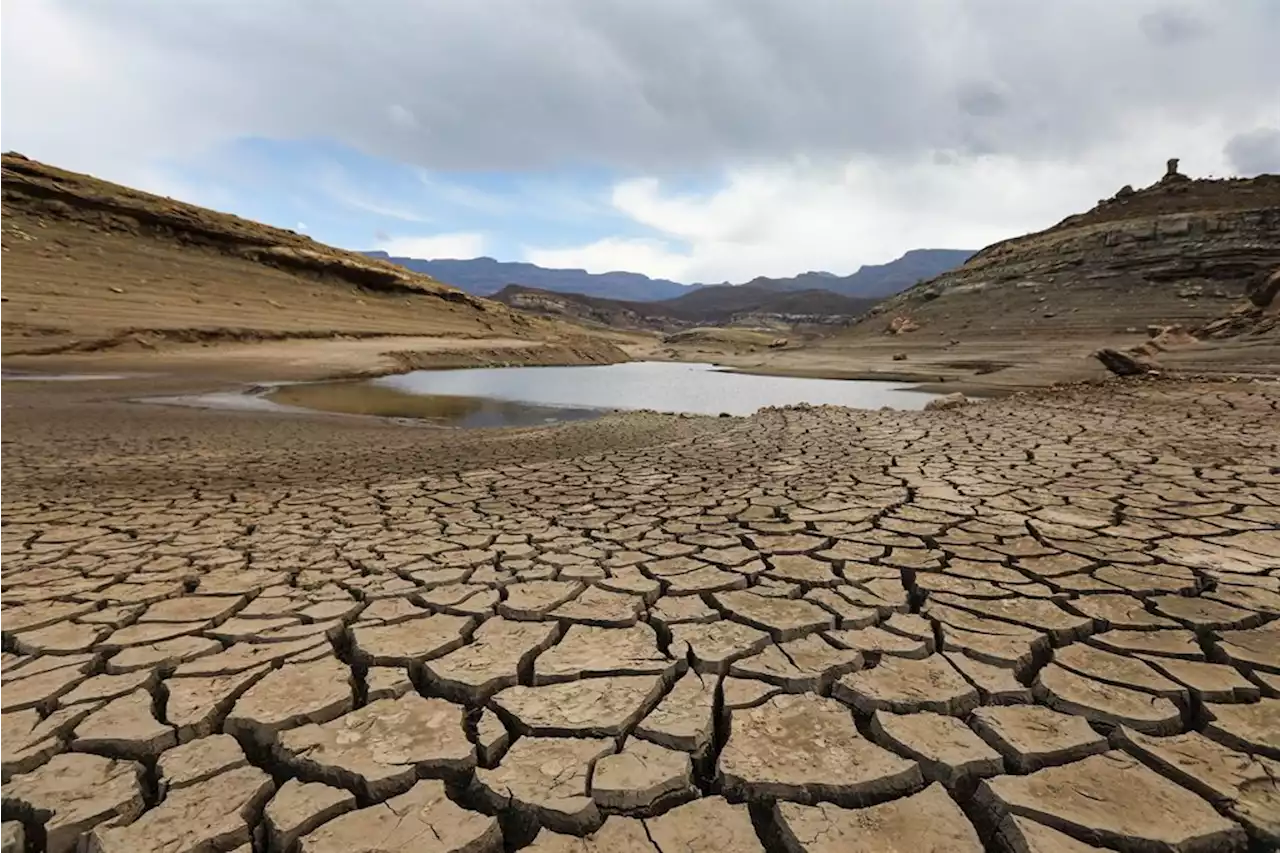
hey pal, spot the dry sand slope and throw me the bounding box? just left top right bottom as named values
left=0, top=152, right=627, bottom=375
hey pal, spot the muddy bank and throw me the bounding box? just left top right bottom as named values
left=2, top=333, right=631, bottom=386
left=386, top=338, right=628, bottom=374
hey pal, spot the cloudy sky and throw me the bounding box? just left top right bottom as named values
left=4, top=1, right=1278, bottom=283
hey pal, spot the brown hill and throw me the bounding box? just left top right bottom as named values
left=493, top=282, right=878, bottom=331
left=0, top=153, right=620, bottom=364
left=841, top=164, right=1280, bottom=343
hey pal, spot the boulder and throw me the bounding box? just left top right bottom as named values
left=886, top=315, right=919, bottom=335
left=1246, top=268, right=1280, bottom=308
left=1094, top=348, right=1155, bottom=376
left=924, top=393, right=969, bottom=411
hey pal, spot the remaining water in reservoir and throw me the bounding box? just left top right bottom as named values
left=369, top=361, right=936, bottom=417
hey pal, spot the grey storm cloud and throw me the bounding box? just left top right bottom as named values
left=3, top=0, right=1278, bottom=175
left=1139, top=7, right=1212, bottom=45
left=1225, top=128, right=1280, bottom=176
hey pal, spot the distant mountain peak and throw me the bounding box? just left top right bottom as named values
left=365, top=248, right=973, bottom=303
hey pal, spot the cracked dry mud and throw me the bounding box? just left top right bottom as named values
left=3, top=381, right=1280, bottom=851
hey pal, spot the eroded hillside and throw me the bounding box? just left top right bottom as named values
left=0, top=153, right=619, bottom=363
left=843, top=166, right=1280, bottom=342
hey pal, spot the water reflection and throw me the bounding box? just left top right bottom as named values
left=268, top=382, right=603, bottom=427
left=372, top=361, right=937, bottom=415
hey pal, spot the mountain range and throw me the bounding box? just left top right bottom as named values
left=362, top=248, right=974, bottom=302
left=491, top=282, right=880, bottom=331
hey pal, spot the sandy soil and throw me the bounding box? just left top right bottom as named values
left=0, top=153, right=629, bottom=382
left=614, top=324, right=1280, bottom=396
left=3, top=334, right=631, bottom=386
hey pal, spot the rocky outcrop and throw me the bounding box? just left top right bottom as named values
left=1094, top=348, right=1156, bottom=376
left=845, top=168, right=1280, bottom=340
left=1246, top=268, right=1280, bottom=307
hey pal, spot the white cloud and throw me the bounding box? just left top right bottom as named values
left=4, top=1, right=1277, bottom=179
left=377, top=232, right=486, bottom=259
left=2, top=1, right=1276, bottom=283
left=527, top=237, right=692, bottom=280
left=524, top=120, right=1238, bottom=282
left=325, top=191, right=433, bottom=223
left=313, top=162, right=434, bottom=223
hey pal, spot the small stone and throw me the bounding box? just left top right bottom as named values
left=925, top=392, right=970, bottom=411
